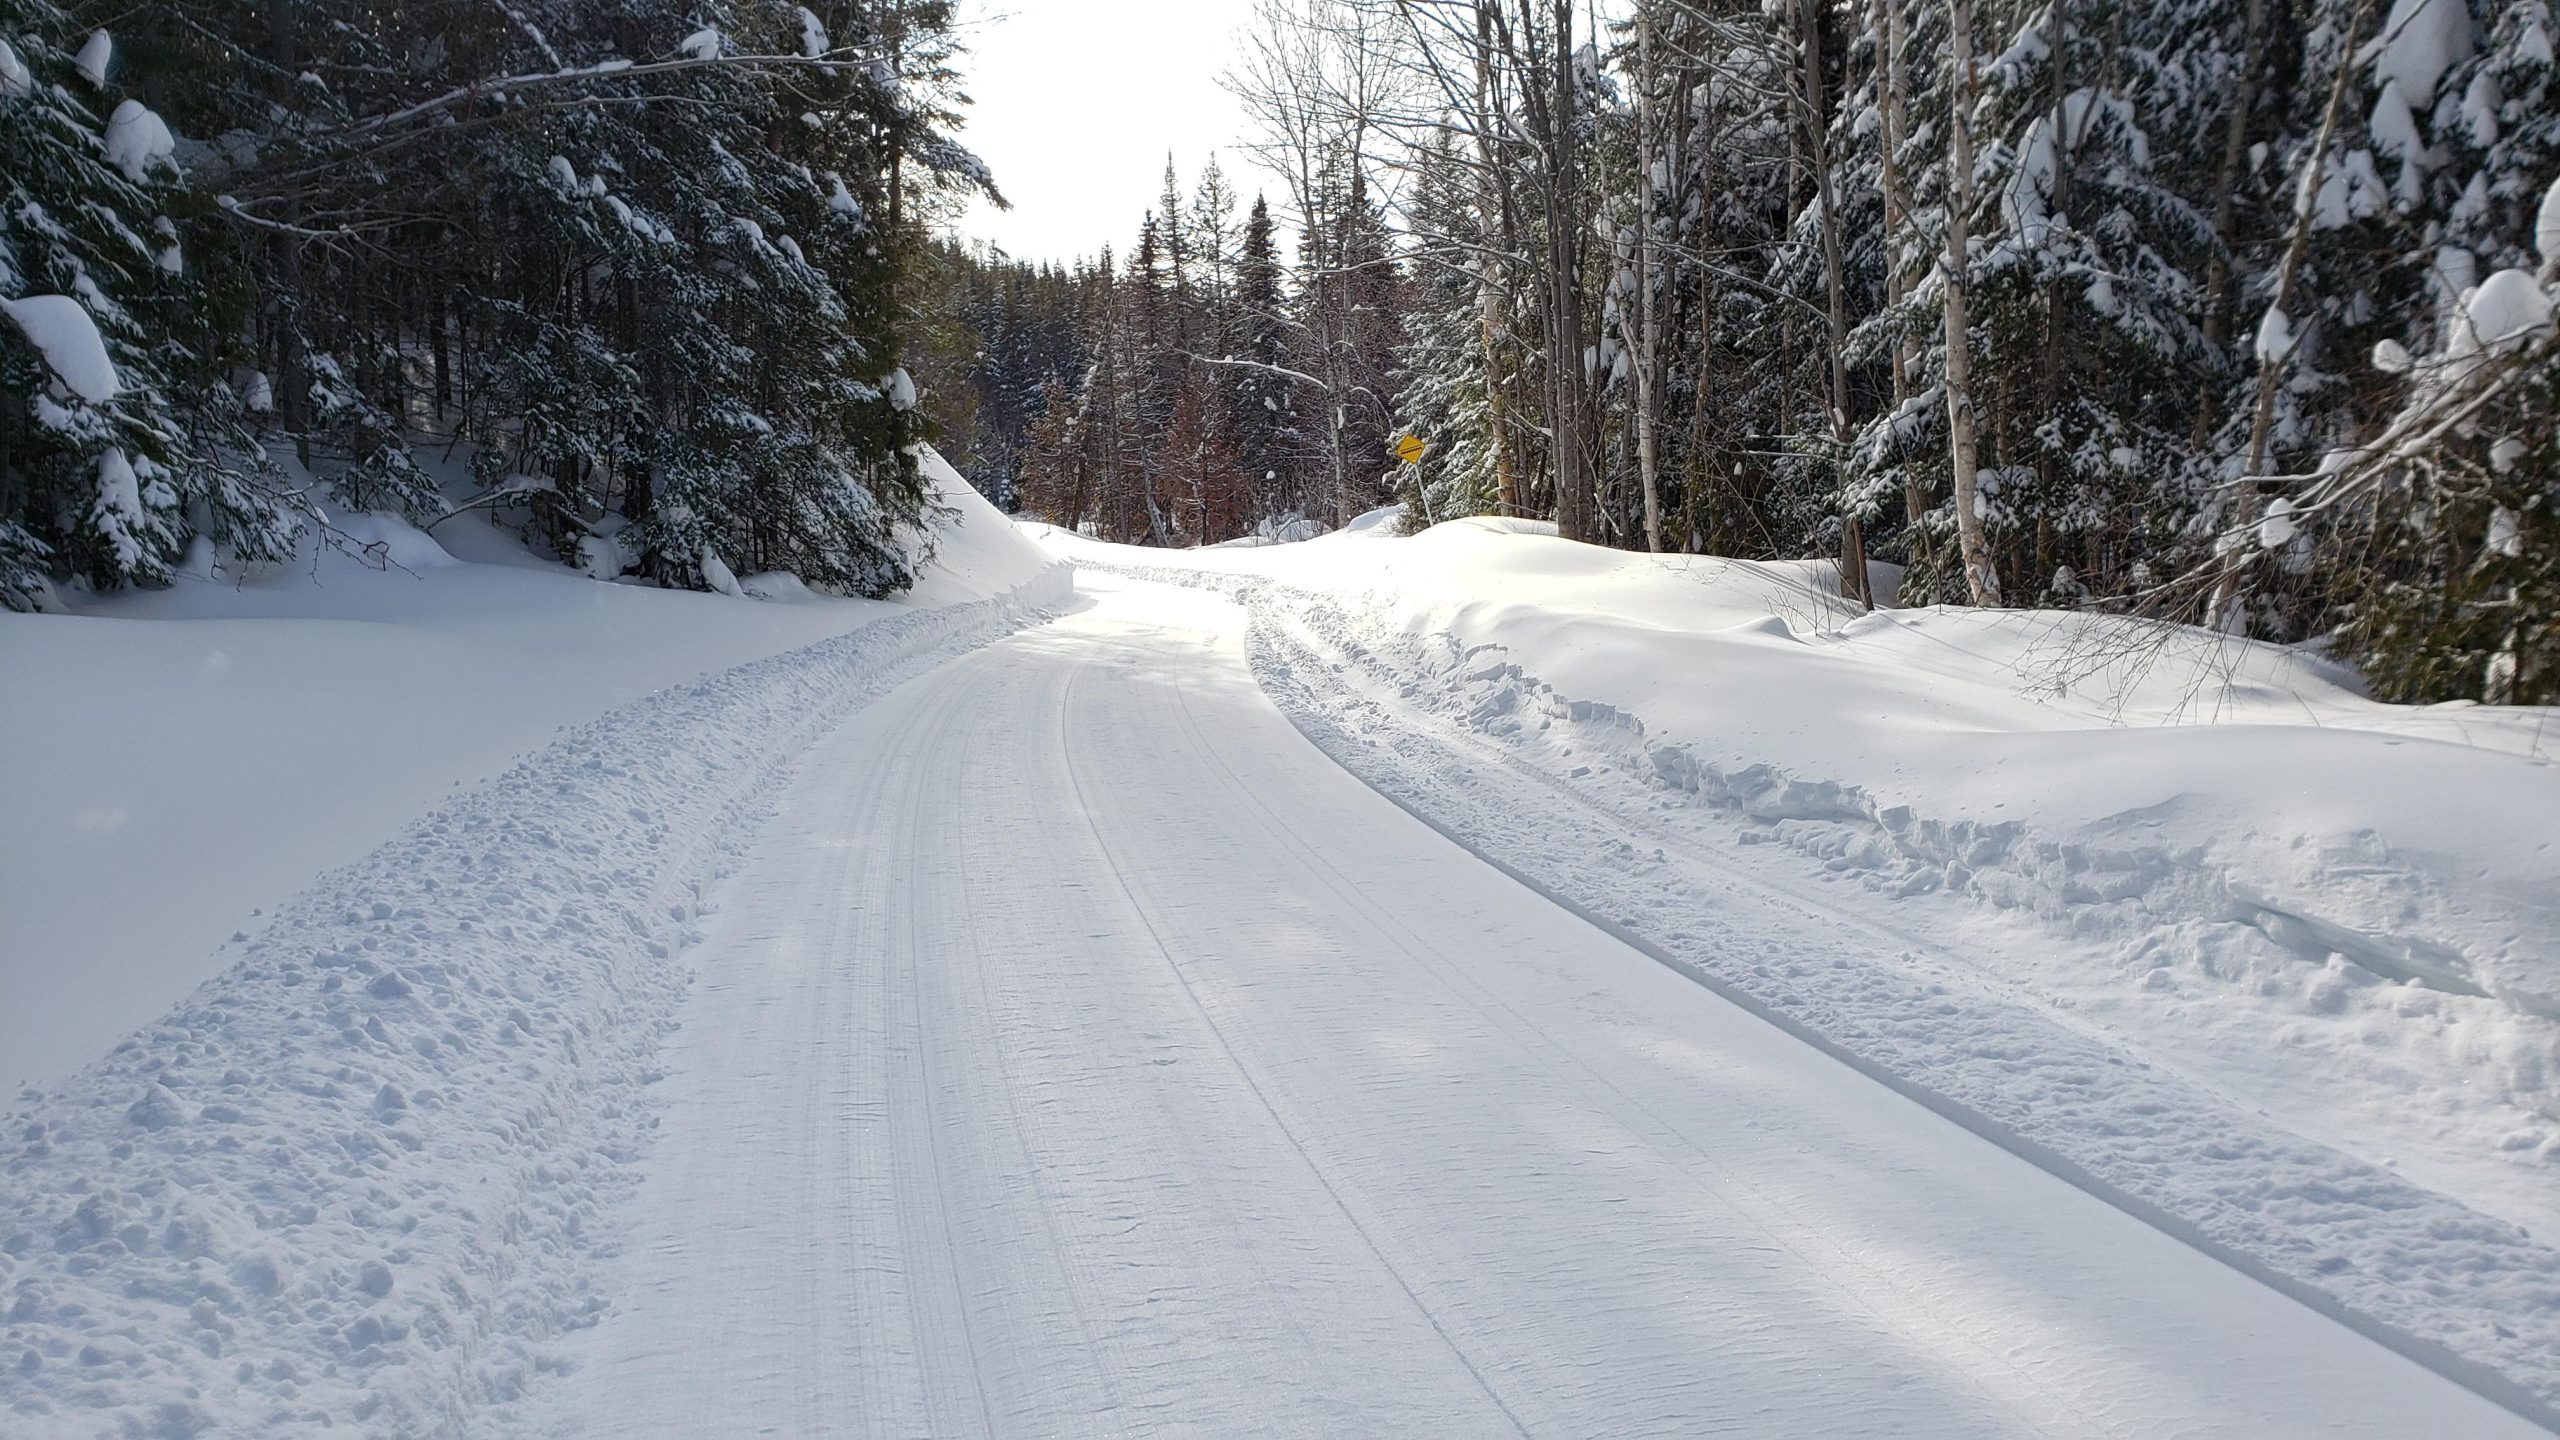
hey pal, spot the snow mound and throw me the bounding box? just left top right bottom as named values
left=1435, top=515, right=1560, bottom=538
left=908, top=444, right=1063, bottom=605
left=699, top=544, right=745, bottom=597
left=2, top=294, right=121, bottom=402
left=334, top=511, right=464, bottom=573
left=102, top=99, right=176, bottom=182
left=738, top=570, right=824, bottom=603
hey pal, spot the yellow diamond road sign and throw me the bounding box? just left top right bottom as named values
left=1394, top=434, right=1426, bottom=465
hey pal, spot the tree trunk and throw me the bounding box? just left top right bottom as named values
left=2192, top=0, right=2271, bottom=451
left=1631, top=6, right=1664, bottom=553
left=1877, top=0, right=1923, bottom=543
left=1799, top=0, right=1869, bottom=607
left=1548, top=0, right=1594, bottom=544
left=2035, top=0, right=2072, bottom=600
left=1687, top=37, right=1717, bottom=553
left=2213, top=0, right=2377, bottom=629
left=1943, top=0, right=2000, bottom=605
left=1475, top=1, right=1522, bottom=518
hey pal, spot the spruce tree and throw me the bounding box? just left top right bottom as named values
left=1, top=9, right=291, bottom=608
left=1230, top=193, right=1304, bottom=520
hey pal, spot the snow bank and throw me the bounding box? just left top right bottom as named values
left=1037, top=520, right=2560, bottom=1422
left=0, top=449, right=1059, bottom=1085
left=0, top=564, right=1064, bottom=1434
left=905, top=444, right=1057, bottom=604
left=0, top=450, right=1067, bottom=1430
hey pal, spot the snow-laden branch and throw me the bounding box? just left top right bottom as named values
left=213, top=194, right=367, bottom=239
left=1177, top=350, right=1337, bottom=394
left=328, top=49, right=877, bottom=147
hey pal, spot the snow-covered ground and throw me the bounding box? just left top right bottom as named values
left=0, top=455, right=1068, bottom=1433
left=0, top=454, right=1053, bottom=1086
left=1036, top=513, right=2560, bottom=1424
left=497, top=574, right=2532, bottom=1437
left=8, top=483, right=2558, bottom=1434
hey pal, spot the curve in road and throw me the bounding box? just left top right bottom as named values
left=507, top=576, right=2542, bottom=1438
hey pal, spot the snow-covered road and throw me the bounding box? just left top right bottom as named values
left=508, top=576, right=2539, bottom=1437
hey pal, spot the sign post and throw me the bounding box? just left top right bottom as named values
left=1392, top=434, right=1430, bottom=527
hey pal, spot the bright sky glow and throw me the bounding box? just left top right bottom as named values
left=950, top=0, right=1284, bottom=267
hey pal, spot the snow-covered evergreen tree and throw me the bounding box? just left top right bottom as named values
left=7, top=0, right=995, bottom=603
left=1, top=10, right=290, bottom=609
left=1396, top=137, right=1506, bottom=529
left=1229, top=194, right=1307, bottom=522
left=1961, top=0, right=2224, bottom=604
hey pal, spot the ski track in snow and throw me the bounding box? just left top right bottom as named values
left=1080, top=557, right=2560, bottom=1431
left=0, top=568, right=1070, bottom=1437
left=497, top=576, right=2537, bottom=1437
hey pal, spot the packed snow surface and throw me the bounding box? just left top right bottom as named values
left=1036, top=512, right=2560, bottom=1424
left=492, top=575, right=2536, bottom=1438
left=7, top=475, right=2558, bottom=1434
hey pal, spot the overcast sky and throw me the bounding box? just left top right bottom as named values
left=949, top=0, right=1285, bottom=267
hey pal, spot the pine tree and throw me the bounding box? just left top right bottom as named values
left=1230, top=193, right=1305, bottom=521
left=1957, top=0, right=2223, bottom=605
left=1190, top=159, right=1239, bottom=323
left=1396, top=136, right=1505, bottom=528
left=1, top=11, right=291, bottom=609
left=40, top=0, right=996, bottom=603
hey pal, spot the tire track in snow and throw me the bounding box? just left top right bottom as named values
left=501, top=575, right=2546, bottom=1437
left=1053, top=655, right=1537, bottom=1439
left=1154, top=646, right=2091, bottom=1439
left=1222, top=578, right=2560, bottom=1435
